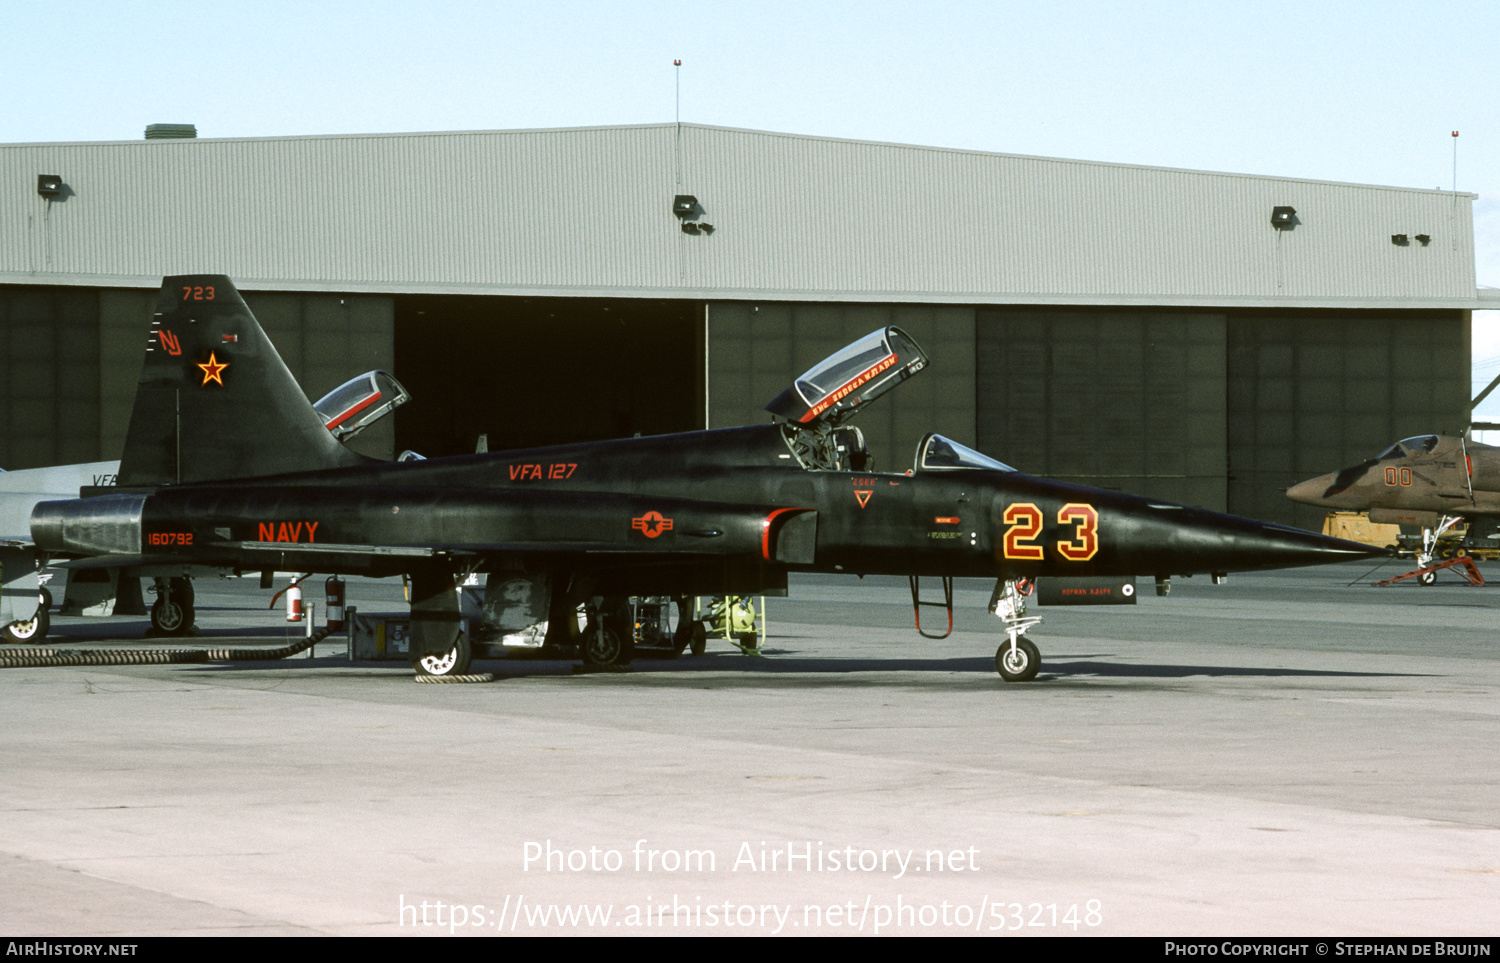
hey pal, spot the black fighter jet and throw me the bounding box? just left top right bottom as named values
left=31, top=276, right=1380, bottom=681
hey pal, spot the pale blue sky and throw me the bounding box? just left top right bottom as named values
left=5, top=0, right=1498, bottom=427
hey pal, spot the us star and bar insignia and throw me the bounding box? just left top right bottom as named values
left=631, top=511, right=674, bottom=538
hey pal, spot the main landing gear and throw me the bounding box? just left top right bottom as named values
left=989, top=578, right=1043, bottom=682
left=415, top=633, right=473, bottom=677
left=580, top=597, right=634, bottom=668
left=149, top=577, right=195, bottom=636
left=3, top=606, right=48, bottom=644
left=1375, top=516, right=1484, bottom=588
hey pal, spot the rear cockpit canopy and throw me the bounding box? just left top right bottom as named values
left=915, top=433, right=1016, bottom=473
left=314, top=371, right=411, bottom=441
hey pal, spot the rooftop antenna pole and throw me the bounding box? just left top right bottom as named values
left=1452, top=130, right=1459, bottom=192
left=674, top=59, right=683, bottom=186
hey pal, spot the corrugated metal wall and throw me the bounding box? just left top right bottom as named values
left=972, top=304, right=1469, bottom=526
left=1, top=125, right=1477, bottom=307
left=1227, top=310, right=1470, bottom=529
left=0, top=286, right=394, bottom=470
left=976, top=308, right=1228, bottom=511
left=0, top=286, right=100, bottom=469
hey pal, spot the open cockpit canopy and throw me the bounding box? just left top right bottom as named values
left=764, top=326, right=928, bottom=429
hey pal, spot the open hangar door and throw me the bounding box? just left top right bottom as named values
left=393, top=295, right=701, bottom=458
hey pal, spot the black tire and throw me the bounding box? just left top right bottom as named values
left=3, top=609, right=48, bottom=644
left=151, top=597, right=194, bottom=635
left=171, top=577, right=195, bottom=609
left=581, top=598, right=634, bottom=666
left=995, top=636, right=1041, bottom=682
left=689, top=623, right=707, bottom=656
left=414, top=632, right=473, bottom=677
left=38, top=587, right=53, bottom=611
left=581, top=624, right=634, bottom=666
left=1417, top=570, right=1437, bottom=587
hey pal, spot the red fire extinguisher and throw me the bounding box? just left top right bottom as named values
left=285, top=582, right=303, bottom=622
left=325, top=575, right=346, bottom=631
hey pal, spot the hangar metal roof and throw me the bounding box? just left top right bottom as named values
left=0, top=123, right=1479, bottom=308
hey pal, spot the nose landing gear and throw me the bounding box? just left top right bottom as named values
left=990, top=578, right=1042, bottom=682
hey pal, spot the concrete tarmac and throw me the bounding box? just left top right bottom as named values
left=1, top=561, right=1496, bottom=936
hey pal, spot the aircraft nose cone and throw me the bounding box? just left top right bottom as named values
left=1161, top=517, right=1390, bottom=574
left=1251, top=522, right=1388, bottom=564
left=1286, top=473, right=1336, bottom=506
left=1099, top=499, right=1391, bottom=576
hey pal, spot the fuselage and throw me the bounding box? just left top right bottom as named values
left=1287, top=434, right=1500, bottom=518
left=34, top=424, right=1375, bottom=589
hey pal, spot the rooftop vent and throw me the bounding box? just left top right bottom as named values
left=145, top=124, right=197, bottom=140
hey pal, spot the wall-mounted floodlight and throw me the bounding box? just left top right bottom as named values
left=37, top=174, right=62, bottom=198
left=1415, top=234, right=1431, bottom=246
left=1391, top=234, right=1409, bottom=246
left=1270, top=206, right=1296, bottom=229
left=672, top=194, right=698, bottom=219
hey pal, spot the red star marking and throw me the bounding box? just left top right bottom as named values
left=197, top=351, right=229, bottom=386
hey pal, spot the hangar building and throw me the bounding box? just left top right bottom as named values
left=0, top=123, right=1483, bottom=527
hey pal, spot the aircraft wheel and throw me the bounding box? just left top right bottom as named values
left=414, top=633, right=473, bottom=677
left=581, top=598, right=634, bottom=666
left=150, top=597, right=194, bottom=635
left=581, top=624, right=634, bottom=666
left=689, top=623, right=707, bottom=656
left=3, top=610, right=48, bottom=644
left=38, top=587, right=53, bottom=611
left=995, top=636, right=1040, bottom=682
left=1417, top=570, right=1437, bottom=587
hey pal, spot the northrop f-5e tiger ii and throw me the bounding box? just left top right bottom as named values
left=30, top=276, right=1380, bottom=681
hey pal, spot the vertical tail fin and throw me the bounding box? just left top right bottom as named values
left=117, top=275, right=368, bottom=486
